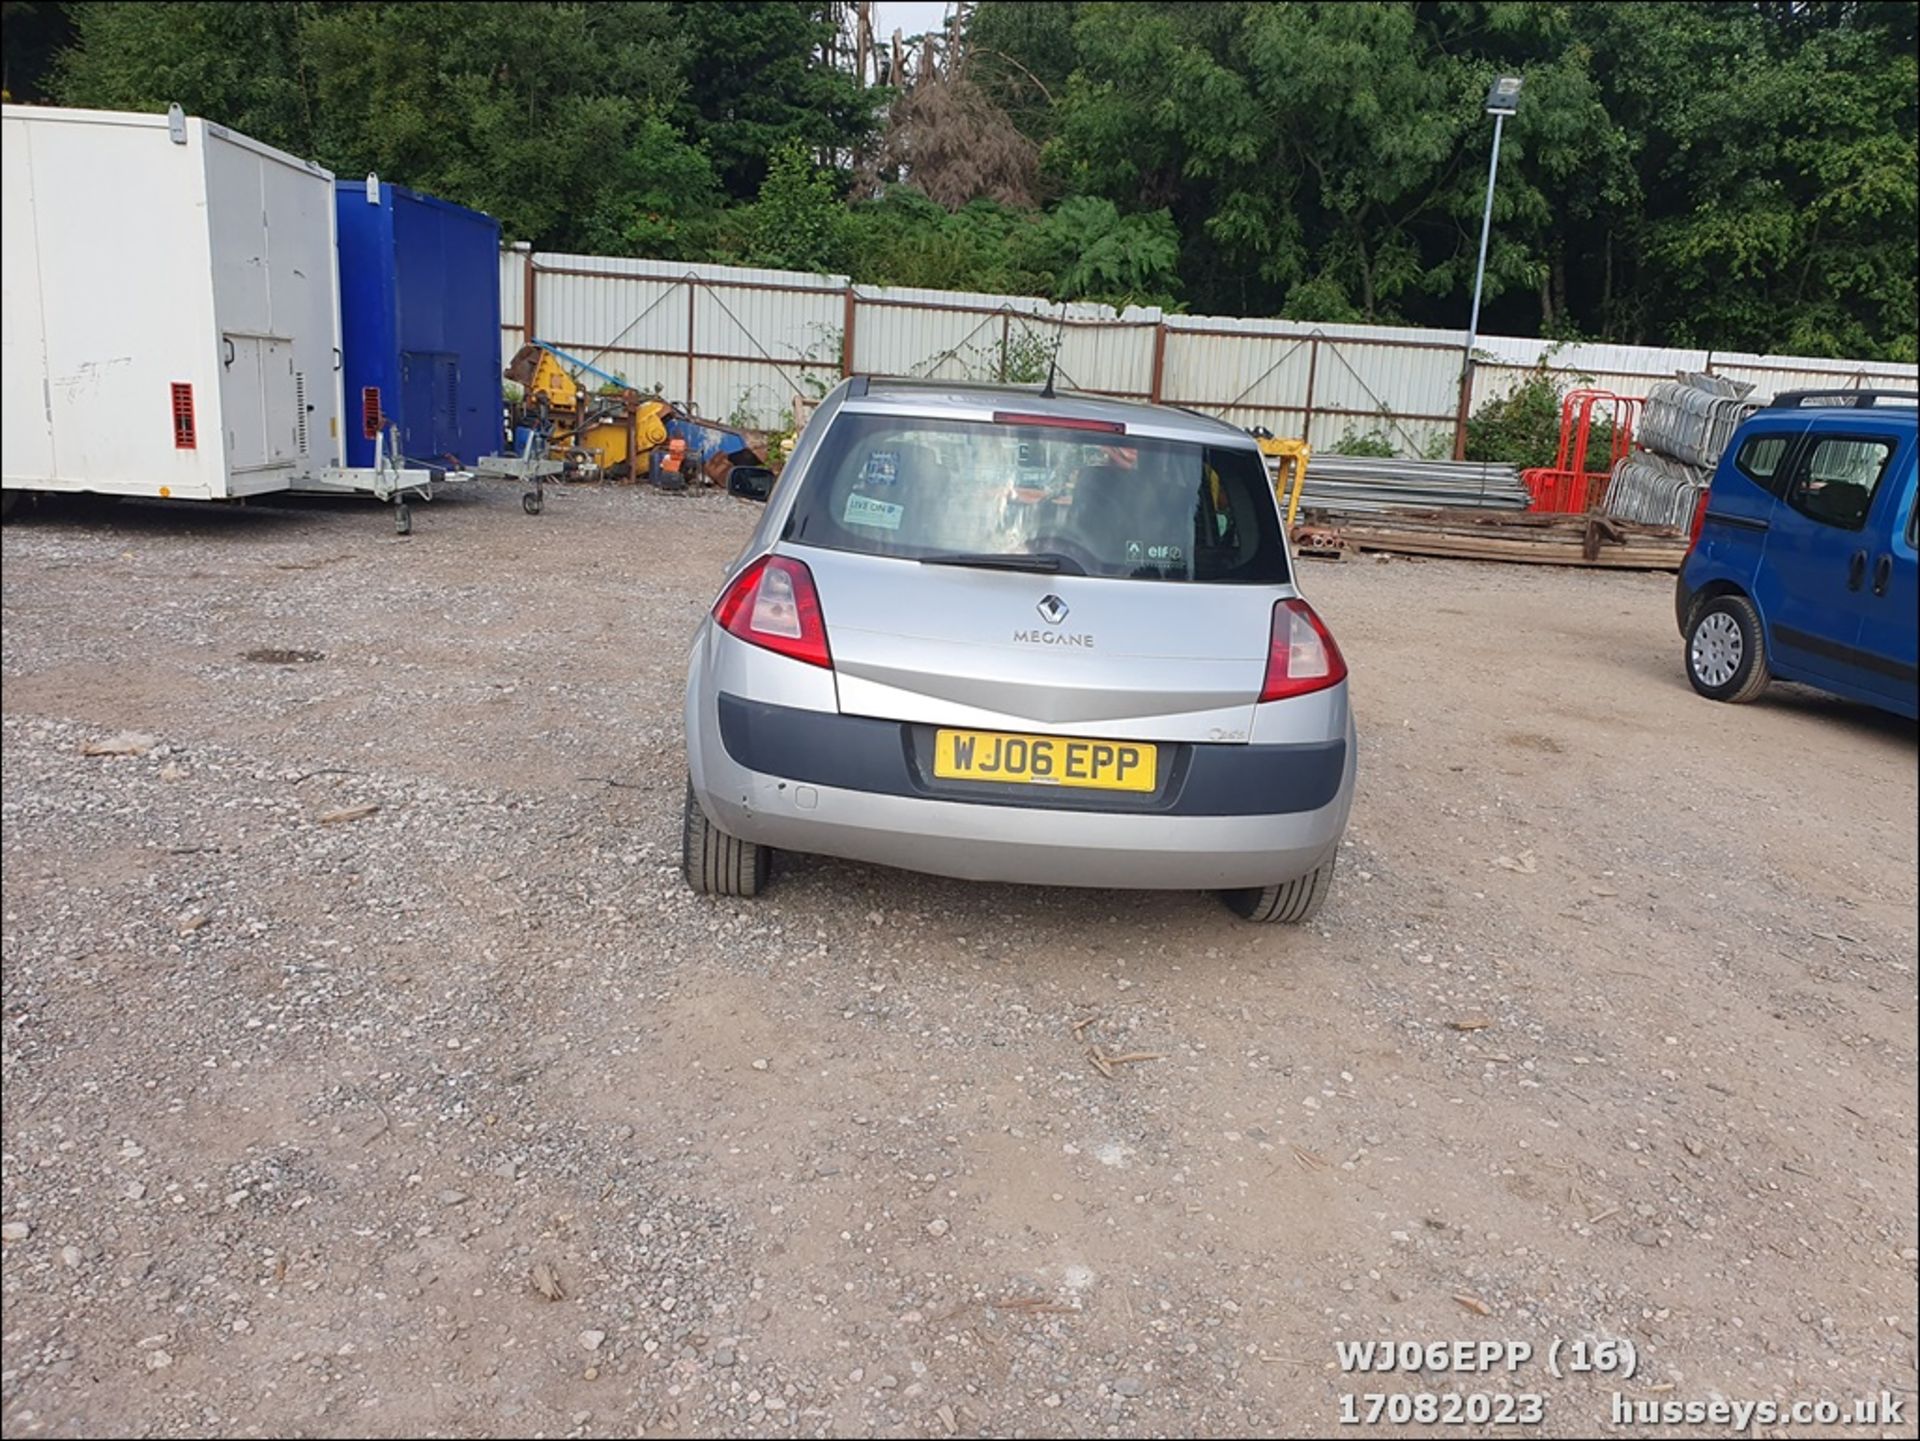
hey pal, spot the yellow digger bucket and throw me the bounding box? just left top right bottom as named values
left=1256, top=436, right=1311, bottom=526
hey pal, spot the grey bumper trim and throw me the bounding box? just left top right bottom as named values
left=716, top=694, right=1347, bottom=817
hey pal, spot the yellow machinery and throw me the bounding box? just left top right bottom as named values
left=1254, top=432, right=1312, bottom=526
left=504, top=344, right=670, bottom=479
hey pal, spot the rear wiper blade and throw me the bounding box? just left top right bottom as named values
left=918, top=550, right=1083, bottom=575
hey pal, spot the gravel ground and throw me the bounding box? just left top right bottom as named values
left=2, top=483, right=1915, bottom=1439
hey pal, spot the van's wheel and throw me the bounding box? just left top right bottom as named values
left=1686, top=594, right=1770, bottom=703
left=1, top=491, right=19, bottom=523
left=682, top=779, right=771, bottom=897
left=1222, top=856, right=1337, bottom=924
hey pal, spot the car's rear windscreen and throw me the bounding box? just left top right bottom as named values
left=781, top=412, right=1290, bottom=584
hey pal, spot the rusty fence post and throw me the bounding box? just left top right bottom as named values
left=686, top=279, right=697, bottom=409
left=1148, top=320, right=1167, bottom=403
left=1302, top=336, right=1321, bottom=447
left=1451, top=360, right=1474, bottom=460
left=842, top=282, right=857, bottom=378
left=523, top=250, right=537, bottom=349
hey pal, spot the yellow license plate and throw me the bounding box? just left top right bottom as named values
left=932, top=729, right=1158, bottom=792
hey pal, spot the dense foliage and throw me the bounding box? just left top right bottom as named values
left=7, top=0, right=1914, bottom=359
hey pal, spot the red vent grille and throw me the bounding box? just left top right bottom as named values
left=170, top=383, right=196, bottom=449
left=362, top=387, right=382, bottom=439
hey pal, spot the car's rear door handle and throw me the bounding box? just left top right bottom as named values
left=1873, top=554, right=1892, bottom=596
left=1847, top=549, right=1867, bottom=590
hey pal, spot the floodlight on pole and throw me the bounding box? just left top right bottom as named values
left=1452, top=75, right=1524, bottom=459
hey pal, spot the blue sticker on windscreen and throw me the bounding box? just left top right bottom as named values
left=861, top=451, right=900, bottom=486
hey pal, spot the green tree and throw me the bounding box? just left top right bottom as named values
left=34, top=0, right=1918, bottom=359
left=586, top=111, right=726, bottom=260
left=1, top=1, right=76, bottom=101
left=968, top=0, right=1079, bottom=145
left=1581, top=1, right=1917, bottom=359
left=300, top=2, right=702, bottom=250
left=668, top=1, right=876, bottom=199
left=1047, top=2, right=1615, bottom=324
left=1001, top=0, right=1915, bottom=357
left=1022, top=196, right=1179, bottom=307
left=54, top=1, right=317, bottom=153
left=747, top=141, right=843, bottom=272
left=839, top=189, right=1046, bottom=293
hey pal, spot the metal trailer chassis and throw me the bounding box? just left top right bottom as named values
left=474, top=424, right=564, bottom=516
left=294, top=425, right=468, bottom=534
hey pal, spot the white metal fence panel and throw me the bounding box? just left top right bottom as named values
left=533, top=259, right=690, bottom=386
left=1161, top=320, right=1315, bottom=427
left=1056, top=319, right=1157, bottom=397
left=694, top=358, right=842, bottom=428
left=851, top=288, right=1161, bottom=393
left=499, top=242, right=529, bottom=368
left=497, top=245, right=1917, bottom=453
left=1471, top=337, right=1708, bottom=415
left=1705, top=349, right=1918, bottom=397
left=1309, top=336, right=1459, bottom=453
left=516, top=254, right=848, bottom=418
left=857, top=290, right=1019, bottom=381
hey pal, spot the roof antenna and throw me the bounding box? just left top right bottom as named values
left=1039, top=301, right=1068, bottom=398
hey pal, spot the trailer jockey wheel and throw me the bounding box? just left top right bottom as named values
left=394, top=502, right=412, bottom=535
left=523, top=490, right=543, bottom=515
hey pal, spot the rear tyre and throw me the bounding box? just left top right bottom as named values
left=1685, top=594, right=1770, bottom=704
left=1223, top=855, right=1337, bottom=924
left=682, top=779, right=771, bottom=897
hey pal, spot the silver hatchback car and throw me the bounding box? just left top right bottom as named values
left=683, top=378, right=1357, bottom=922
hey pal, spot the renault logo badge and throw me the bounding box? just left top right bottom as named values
left=1037, top=594, right=1069, bottom=625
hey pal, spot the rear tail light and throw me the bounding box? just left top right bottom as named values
left=1260, top=598, right=1347, bottom=702
left=714, top=555, right=832, bottom=668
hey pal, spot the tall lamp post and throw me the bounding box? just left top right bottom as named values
left=1453, top=75, right=1523, bottom=460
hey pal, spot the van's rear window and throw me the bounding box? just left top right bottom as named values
left=781, top=413, right=1290, bottom=584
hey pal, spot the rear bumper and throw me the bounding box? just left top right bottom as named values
left=688, top=694, right=1356, bottom=891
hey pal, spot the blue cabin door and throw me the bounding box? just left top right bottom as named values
left=399, top=350, right=459, bottom=464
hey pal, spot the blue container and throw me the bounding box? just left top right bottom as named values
left=335, top=176, right=501, bottom=470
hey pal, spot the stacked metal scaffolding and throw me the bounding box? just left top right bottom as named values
left=1281, top=455, right=1530, bottom=517
left=1605, top=451, right=1715, bottom=529
left=1604, top=373, right=1759, bottom=530
left=1637, top=372, right=1757, bottom=468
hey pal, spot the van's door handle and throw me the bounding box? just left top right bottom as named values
left=1873, top=554, right=1892, bottom=596
left=1847, top=550, right=1867, bottom=590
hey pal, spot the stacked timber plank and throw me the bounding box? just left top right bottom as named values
left=1298, top=509, right=1690, bottom=570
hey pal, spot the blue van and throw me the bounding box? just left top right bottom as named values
left=1675, top=391, right=1917, bottom=720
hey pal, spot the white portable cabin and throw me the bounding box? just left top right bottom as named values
left=2, top=104, right=346, bottom=501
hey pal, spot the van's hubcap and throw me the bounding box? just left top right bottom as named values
left=1692, top=611, right=1744, bottom=687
